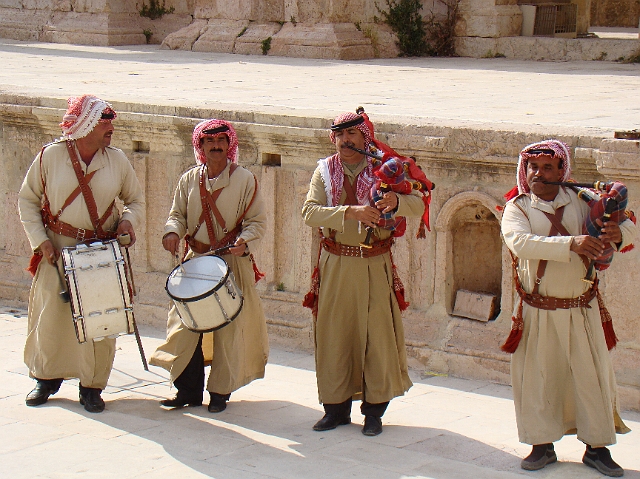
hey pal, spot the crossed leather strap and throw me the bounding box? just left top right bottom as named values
left=502, top=204, right=617, bottom=353
left=40, top=141, right=116, bottom=242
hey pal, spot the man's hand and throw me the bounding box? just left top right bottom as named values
left=229, top=238, right=247, bottom=257
left=116, top=220, right=136, bottom=247
left=375, top=191, right=399, bottom=214
left=39, top=240, right=59, bottom=266
left=570, top=235, right=605, bottom=260
left=344, top=205, right=381, bottom=228
left=162, top=232, right=180, bottom=256
left=596, top=219, right=622, bottom=246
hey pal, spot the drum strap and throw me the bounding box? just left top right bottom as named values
left=38, top=143, right=115, bottom=241
left=189, top=163, right=258, bottom=248
left=63, top=140, right=116, bottom=237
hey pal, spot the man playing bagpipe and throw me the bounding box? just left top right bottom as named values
left=500, top=139, right=637, bottom=477
left=301, top=110, right=431, bottom=436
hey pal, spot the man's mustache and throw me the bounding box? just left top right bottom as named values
left=208, top=148, right=224, bottom=152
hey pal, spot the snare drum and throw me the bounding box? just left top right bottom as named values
left=61, top=239, right=134, bottom=343
left=166, top=255, right=243, bottom=332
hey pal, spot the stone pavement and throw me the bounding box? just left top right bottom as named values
left=2, top=305, right=640, bottom=479
left=0, top=39, right=639, bottom=137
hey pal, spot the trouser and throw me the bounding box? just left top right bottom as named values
left=173, top=335, right=230, bottom=401
left=324, top=397, right=389, bottom=418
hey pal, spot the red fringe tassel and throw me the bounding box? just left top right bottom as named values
left=26, top=253, right=43, bottom=277
left=250, top=254, right=265, bottom=283
left=500, top=299, right=524, bottom=353
left=597, top=289, right=617, bottom=350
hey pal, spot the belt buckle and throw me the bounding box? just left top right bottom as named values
left=76, top=228, right=86, bottom=241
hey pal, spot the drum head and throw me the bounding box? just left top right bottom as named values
left=166, top=256, right=229, bottom=301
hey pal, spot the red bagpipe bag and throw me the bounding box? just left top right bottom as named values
left=581, top=181, right=635, bottom=269
left=359, top=110, right=434, bottom=238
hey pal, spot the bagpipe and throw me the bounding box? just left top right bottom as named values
left=543, top=180, right=636, bottom=281
left=351, top=107, right=435, bottom=248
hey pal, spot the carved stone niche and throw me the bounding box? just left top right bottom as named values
left=433, top=191, right=509, bottom=320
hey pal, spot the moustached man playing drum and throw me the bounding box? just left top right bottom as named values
left=150, top=119, right=269, bottom=413
left=18, top=94, right=145, bottom=413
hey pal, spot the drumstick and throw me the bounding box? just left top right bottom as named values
left=55, top=260, right=70, bottom=303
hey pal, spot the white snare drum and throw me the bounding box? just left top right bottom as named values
left=166, top=255, right=243, bottom=332
left=61, top=240, right=134, bottom=343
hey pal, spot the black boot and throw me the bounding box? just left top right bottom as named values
left=313, top=399, right=352, bottom=431
left=161, top=335, right=205, bottom=409
left=160, top=392, right=203, bottom=408
left=25, top=378, right=63, bottom=407
left=79, top=385, right=105, bottom=413
left=583, top=445, right=624, bottom=477
left=521, top=443, right=557, bottom=471
left=360, top=400, right=388, bottom=436
left=207, top=392, right=230, bottom=413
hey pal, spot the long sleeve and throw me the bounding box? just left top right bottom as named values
left=18, top=152, right=48, bottom=251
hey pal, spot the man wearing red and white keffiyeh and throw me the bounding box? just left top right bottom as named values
left=151, top=118, right=269, bottom=414
left=302, top=111, right=425, bottom=437
left=18, top=94, right=144, bottom=414
left=500, top=139, right=637, bottom=477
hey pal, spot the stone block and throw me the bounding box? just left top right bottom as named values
left=453, top=289, right=498, bottom=322
left=192, top=19, right=249, bottom=52
left=0, top=9, right=50, bottom=41
left=234, top=22, right=283, bottom=55
left=269, top=22, right=374, bottom=59
left=160, top=19, right=208, bottom=50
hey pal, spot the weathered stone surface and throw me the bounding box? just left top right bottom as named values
left=161, top=19, right=208, bottom=50
left=269, top=22, right=374, bottom=59
left=234, top=22, right=283, bottom=55
left=192, top=19, right=249, bottom=53
left=455, top=35, right=640, bottom=59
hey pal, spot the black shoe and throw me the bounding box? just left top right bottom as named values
left=521, top=443, right=557, bottom=471
left=583, top=445, right=624, bottom=477
left=312, top=413, right=351, bottom=431
left=362, top=415, right=383, bottom=436
left=25, top=381, right=60, bottom=407
left=79, top=388, right=105, bottom=413
left=207, top=393, right=228, bottom=413
left=160, top=393, right=203, bottom=409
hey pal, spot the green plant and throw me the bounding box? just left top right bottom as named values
left=261, top=36, right=272, bottom=55
left=376, top=0, right=460, bottom=57
left=139, top=0, right=174, bottom=20
left=482, top=50, right=505, bottom=58
left=376, top=0, right=427, bottom=56
left=594, top=51, right=607, bottom=61
left=237, top=26, right=248, bottom=37
left=290, top=16, right=297, bottom=25
left=143, top=29, right=153, bottom=44
left=276, top=282, right=286, bottom=292
left=362, top=26, right=380, bottom=57
left=276, top=20, right=285, bottom=26
left=354, top=21, right=362, bottom=31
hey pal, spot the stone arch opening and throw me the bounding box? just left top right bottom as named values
left=433, top=192, right=508, bottom=320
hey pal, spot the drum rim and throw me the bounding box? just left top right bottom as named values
left=178, top=295, right=244, bottom=333
left=165, top=254, right=231, bottom=302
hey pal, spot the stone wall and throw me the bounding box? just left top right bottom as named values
left=1, top=95, right=639, bottom=410
left=591, top=0, right=640, bottom=28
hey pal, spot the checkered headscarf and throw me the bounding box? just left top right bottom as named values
left=517, top=139, right=572, bottom=194
left=192, top=119, right=238, bottom=165
left=59, top=95, right=116, bottom=140
left=329, top=112, right=372, bottom=148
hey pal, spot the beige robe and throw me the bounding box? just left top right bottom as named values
left=501, top=187, right=636, bottom=447
left=301, top=159, right=425, bottom=405
left=150, top=163, right=269, bottom=395
left=18, top=141, right=145, bottom=389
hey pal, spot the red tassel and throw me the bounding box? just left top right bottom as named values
left=394, top=289, right=409, bottom=311
left=596, top=289, right=617, bottom=350
left=416, top=221, right=426, bottom=239
left=503, top=186, right=519, bottom=203
left=26, top=253, right=43, bottom=277
left=620, top=244, right=634, bottom=253
left=501, top=299, right=524, bottom=353
left=302, top=266, right=320, bottom=315
left=249, top=254, right=265, bottom=283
